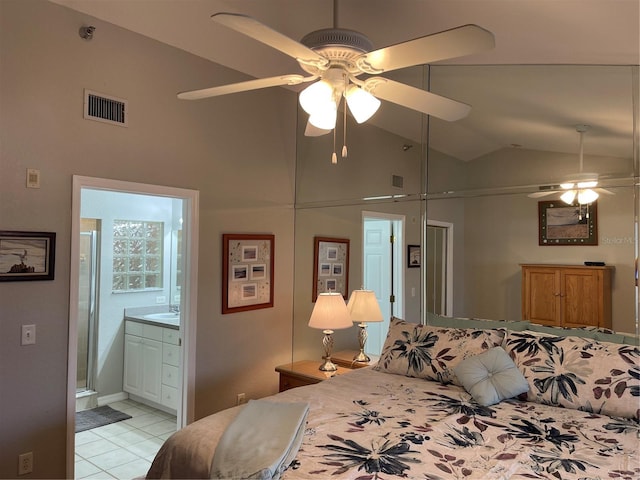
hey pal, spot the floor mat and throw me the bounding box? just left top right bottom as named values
left=75, top=405, right=132, bottom=433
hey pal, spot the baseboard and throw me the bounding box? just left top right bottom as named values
left=97, top=391, right=128, bottom=406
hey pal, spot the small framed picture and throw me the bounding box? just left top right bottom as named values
left=222, top=233, right=274, bottom=314
left=407, top=244, right=420, bottom=268
left=0, top=231, right=56, bottom=281
left=313, top=236, right=349, bottom=301
left=538, top=200, right=598, bottom=245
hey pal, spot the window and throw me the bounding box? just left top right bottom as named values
left=112, top=220, right=163, bottom=292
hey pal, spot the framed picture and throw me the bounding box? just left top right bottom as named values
left=313, top=236, right=349, bottom=301
left=538, top=200, right=598, bottom=245
left=0, top=231, right=56, bottom=281
left=222, top=233, right=274, bottom=314
left=407, top=244, right=421, bottom=268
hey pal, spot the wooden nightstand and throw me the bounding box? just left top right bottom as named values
left=331, top=350, right=380, bottom=369
left=275, top=360, right=349, bottom=392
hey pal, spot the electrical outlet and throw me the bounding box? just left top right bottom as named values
left=156, top=296, right=167, bottom=304
left=236, top=393, right=246, bottom=405
left=18, top=452, right=33, bottom=475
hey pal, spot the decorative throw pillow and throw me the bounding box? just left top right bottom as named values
left=453, top=346, right=529, bottom=406
left=503, top=331, right=640, bottom=421
left=375, top=317, right=505, bottom=385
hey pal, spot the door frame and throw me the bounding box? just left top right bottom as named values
left=426, top=219, right=454, bottom=316
left=66, top=175, right=199, bottom=477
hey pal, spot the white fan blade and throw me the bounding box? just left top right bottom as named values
left=363, top=77, right=470, bottom=121
left=596, top=188, right=615, bottom=195
left=212, top=13, right=328, bottom=68
left=178, top=74, right=314, bottom=100
left=528, top=191, right=558, bottom=198
left=355, top=24, right=494, bottom=74
left=305, top=121, right=331, bottom=137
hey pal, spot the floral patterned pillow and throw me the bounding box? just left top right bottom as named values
left=503, top=331, right=640, bottom=421
left=375, top=317, right=505, bottom=385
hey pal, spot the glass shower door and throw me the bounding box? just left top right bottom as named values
left=77, top=230, right=98, bottom=392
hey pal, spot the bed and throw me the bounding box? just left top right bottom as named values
left=147, top=318, right=639, bottom=479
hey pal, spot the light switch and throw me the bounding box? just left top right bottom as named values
left=26, top=169, right=40, bottom=188
left=21, top=325, right=36, bottom=345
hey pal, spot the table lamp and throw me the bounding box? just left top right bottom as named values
left=347, top=289, right=384, bottom=362
left=308, top=292, right=353, bottom=371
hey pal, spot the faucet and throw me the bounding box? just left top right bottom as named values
left=170, top=304, right=180, bottom=314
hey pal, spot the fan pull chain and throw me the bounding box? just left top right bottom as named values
left=331, top=127, right=337, bottom=164
left=342, top=94, right=348, bottom=158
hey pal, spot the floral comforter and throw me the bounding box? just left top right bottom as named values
left=147, top=367, right=639, bottom=480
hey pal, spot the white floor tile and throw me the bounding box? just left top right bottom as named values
left=123, top=413, right=165, bottom=428
left=108, top=429, right=154, bottom=448
left=88, top=448, right=140, bottom=471
left=76, top=430, right=103, bottom=445
left=106, top=458, right=151, bottom=480
left=91, top=421, right=135, bottom=439
left=125, top=437, right=164, bottom=458
left=138, top=419, right=176, bottom=436
left=75, top=459, right=101, bottom=478
left=76, top=438, right=120, bottom=459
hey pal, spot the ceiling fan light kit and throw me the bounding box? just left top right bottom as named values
left=177, top=11, right=495, bottom=163
left=529, top=124, right=608, bottom=206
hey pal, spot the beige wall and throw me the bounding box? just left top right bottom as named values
left=0, top=1, right=296, bottom=477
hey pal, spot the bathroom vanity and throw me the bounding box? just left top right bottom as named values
left=123, top=310, right=181, bottom=413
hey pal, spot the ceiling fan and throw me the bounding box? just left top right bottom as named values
left=177, top=8, right=495, bottom=161
left=528, top=125, right=613, bottom=204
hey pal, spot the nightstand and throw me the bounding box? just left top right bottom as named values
left=331, top=350, right=380, bottom=369
left=275, top=360, right=349, bottom=392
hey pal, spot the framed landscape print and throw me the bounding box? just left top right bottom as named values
left=0, top=231, right=56, bottom=281
left=313, top=236, right=349, bottom=301
left=222, top=233, right=274, bottom=313
left=538, top=200, right=598, bottom=245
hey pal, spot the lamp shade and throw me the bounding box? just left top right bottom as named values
left=347, top=289, right=384, bottom=323
left=299, top=80, right=334, bottom=115
left=308, top=292, right=352, bottom=330
left=345, top=85, right=381, bottom=124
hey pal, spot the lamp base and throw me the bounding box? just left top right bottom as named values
left=353, top=322, right=371, bottom=363
left=318, top=356, right=338, bottom=372
left=353, top=350, right=371, bottom=363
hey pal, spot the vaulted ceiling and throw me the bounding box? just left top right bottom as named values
left=50, top=0, right=639, bottom=161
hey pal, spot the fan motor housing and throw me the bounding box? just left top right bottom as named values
left=300, top=28, right=373, bottom=75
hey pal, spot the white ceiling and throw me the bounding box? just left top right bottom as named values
left=50, top=0, right=640, bottom=160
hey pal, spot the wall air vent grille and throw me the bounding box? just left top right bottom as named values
left=83, top=89, right=128, bottom=127
left=392, top=175, right=404, bottom=189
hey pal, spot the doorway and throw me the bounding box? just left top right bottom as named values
left=426, top=220, right=453, bottom=316
left=67, top=176, right=199, bottom=478
left=362, top=212, right=405, bottom=355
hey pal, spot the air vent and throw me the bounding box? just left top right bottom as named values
left=392, top=175, right=404, bottom=189
left=84, top=89, right=127, bottom=127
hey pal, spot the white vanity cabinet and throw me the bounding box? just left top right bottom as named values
left=124, top=320, right=180, bottom=411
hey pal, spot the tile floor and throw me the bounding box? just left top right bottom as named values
left=75, top=399, right=176, bottom=479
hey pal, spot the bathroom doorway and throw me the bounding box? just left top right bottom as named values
left=67, top=176, right=199, bottom=478
left=362, top=212, right=405, bottom=355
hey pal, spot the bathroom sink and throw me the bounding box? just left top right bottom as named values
left=144, top=312, right=180, bottom=325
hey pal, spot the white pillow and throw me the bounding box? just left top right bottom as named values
left=453, top=346, right=529, bottom=406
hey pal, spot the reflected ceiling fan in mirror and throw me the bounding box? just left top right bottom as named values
left=177, top=4, right=495, bottom=163
left=529, top=125, right=613, bottom=204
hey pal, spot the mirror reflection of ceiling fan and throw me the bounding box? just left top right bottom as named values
left=177, top=6, right=495, bottom=162
left=528, top=125, right=613, bottom=204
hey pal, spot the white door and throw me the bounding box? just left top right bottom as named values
left=363, top=213, right=404, bottom=355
